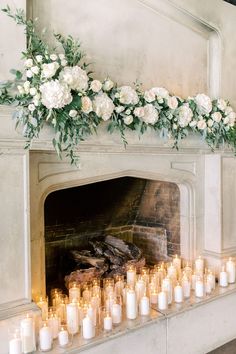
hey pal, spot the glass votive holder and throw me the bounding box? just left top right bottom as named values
left=39, top=321, right=53, bottom=352
left=58, top=325, right=73, bottom=348
left=114, top=275, right=125, bottom=296
left=69, top=281, right=80, bottom=302
left=50, top=288, right=62, bottom=308
left=100, top=307, right=113, bottom=332
left=48, top=310, right=60, bottom=340
left=126, top=264, right=137, bottom=286
left=56, top=294, right=68, bottom=323
left=20, top=313, right=36, bottom=354
left=111, top=296, right=122, bottom=325
left=9, top=328, right=22, bottom=354
left=36, top=295, right=48, bottom=321
left=82, top=284, right=92, bottom=302
left=81, top=308, right=95, bottom=340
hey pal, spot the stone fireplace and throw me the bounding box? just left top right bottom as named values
left=1, top=0, right=236, bottom=353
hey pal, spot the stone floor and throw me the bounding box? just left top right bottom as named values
left=208, top=339, right=236, bottom=353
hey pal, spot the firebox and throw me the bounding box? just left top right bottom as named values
left=44, top=177, right=180, bottom=293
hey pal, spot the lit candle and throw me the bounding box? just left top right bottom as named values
left=20, top=314, right=36, bottom=353
left=158, top=291, right=168, bottom=310
left=226, top=257, right=236, bottom=284
left=195, top=256, right=204, bottom=275
left=195, top=277, right=204, bottom=298
left=48, top=313, right=60, bottom=339
left=167, top=263, right=177, bottom=279
left=191, top=273, right=197, bottom=290
left=82, top=315, right=95, bottom=339
left=115, top=276, right=124, bottom=296
left=37, top=296, right=48, bottom=321
left=139, top=295, right=150, bottom=316
left=207, top=271, right=215, bottom=290
left=205, top=279, right=212, bottom=294
left=69, top=283, right=80, bottom=302
left=58, top=327, right=69, bottom=347
left=126, top=288, right=137, bottom=320
left=111, top=303, right=122, bottom=324
left=103, top=314, right=112, bottom=331
left=182, top=274, right=191, bottom=298
left=9, top=332, right=22, bottom=354
left=66, top=301, right=79, bottom=334
left=135, top=279, right=146, bottom=302
left=184, top=262, right=192, bottom=278
left=87, top=304, right=97, bottom=326
left=150, top=291, right=158, bottom=305
left=83, top=287, right=91, bottom=302
left=219, top=267, right=228, bottom=287
left=173, top=255, right=181, bottom=271
left=126, top=265, right=136, bottom=286
left=162, top=277, right=172, bottom=304
left=174, top=284, right=183, bottom=303
left=39, top=323, right=52, bottom=352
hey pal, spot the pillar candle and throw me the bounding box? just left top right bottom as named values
left=83, top=288, right=91, bottom=302
left=48, top=314, right=60, bottom=339
left=219, top=268, right=228, bottom=287
left=20, top=315, right=36, bottom=353
left=103, top=315, right=112, bottom=331
left=195, top=278, right=204, bottom=298
left=115, top=280, right=124, bottom=296
left=127, top=267, right=136, bottom=286
left=135, top=279, right=146, bottom=302
left=82, top=315, right=95, bottom=339
left=173, top=255, right=181, bottom=271
left=205, top=280, right=212, bottom=294
left=195, top=256, right=204, bottom=275
left=158, top=291, right=168, bottom=310
left=9, top=337, right=22, bottom=354
left=69, top=284, right=80, bottom=302
left=184, top=262, right=192, bottom=278
left=39, top=324, right=52, bottom=352
left=37, top=297, right=48, bottom=321
left=167, top=263, right=177, bottom=279
left=111, top=303, right=122, bottom=324
left=126, top=288, right=137, bottom=320
left=182, top=275, right=191, bottom=298
left=226, top=257, right=236, bottom=284
left=191, top=273, right=197, bottom=290
left=139, top=296, right=150, bottom=316
left=162, top=277, right=172, bottom=304
left=174, top=284, right=183, bottom=303
left=207, top=271, right=215, bottom=290
left=58, top=328, right=69, bottom=347
left=150, top=291, right=158, bottom=305
left=87, top=305, right=97, bottom=326
left=66, top=302, right=79, bottom=334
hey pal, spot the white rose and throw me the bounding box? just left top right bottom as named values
left=59, top=54, right=65, bottom=60
left=125, top=109, right=131, bottom=115
left=189, top=120, right=197, bottom=127
left=223, top=117, right=229, bottom=125
left=17, top=85, right=24, bottom=95
left=150, top=87, right=169, bottom=99
left=69, top=109, right=77, bottom=118
left=124, top=115, right=133, bottom=125
left=178, top=104, right=193, bottom=127
left=225, top=106, right=233, bottom=115
left=23, top=81, right=30, bottom=93
left=141, top=104, right=159, bottom=125
left=59, top=66, right=89, bottom=91
left=144, top=90, right=156, bottom=103
left=197, top=119, right=207, bottom=130
left=90, top=80, right=102, bottom=93
left=24, top=59, right=33, bottom=68
left=50, top=54, right=58, bottom=61
left=81, top=96, right=93, bottom=114
left=31, top=66, right=39, bottom=75
left=158, top=98, right=164, bottom=104
left=93, top=92, right=115, bottom=121
left=29, top=87, right=37, bottom=96
left=167, top=96, right=178, bottom=110
left=173, top=124, right=178, bottom=130
left=103, top=79, right=114, bottom=91
left=115, top=106, right=125, bottom=114
left=42, top=62, right=59, bottom=79
left=211, top=111, right=222, bottom=123
left=36, top=55, right=43, bottom=63
left=28, top=104, right=35, bottom=112
left=33, top=99, right=40, bottom=107
left=217, top=98, right=227, bottom=111
left=133, top=107, right=145, bottom=118
left=61, top=60, right=68, bottom=67
left=195, top=93, right=212, bottom=114
left=26, top=70, right=33, bottom=78
left=39, top=80, right=72, bottom=109
left=207, top=119, right=214, bottom=127
left=118, top=86, right=139, bottom=105
left=228, top=111, right=236, bottom=127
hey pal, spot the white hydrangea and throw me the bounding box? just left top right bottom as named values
left=59, top=66, right=89, bottom=91
left=93, top=92, right=115, bottom=121
left=141, top=104, right=159, bottom=125
left=211, top=112, right=222, bottom=123
left=195, top=94, right=212, bottom=114
left=39, top=80, right=72, bottom=109
left=150, top=87, right=169, bottom=99
left=42, top=62, right=59, bottom=79
left=118, top=86, right=139, bottom=105
left=81, top=96, right=93, bottom=114
left=167, top=96, right=178, bottom=110
left=217, top=98, right=227, bottom=111
left=144, top=90, right=156, bottom=103
left=178, top=104, right=193, bottom=127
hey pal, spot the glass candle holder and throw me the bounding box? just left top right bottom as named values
left=8, top=328, right=22, bottom=354
left=111, top=296, right=122, bottom=325
left=114, top=275, right=125, bottom=296
left=82, top=308, right=95, bottom=340
left=48, top=310, right=60, bottom=339
left=58, top=325, right=72, bottom=348
left=36, top=295, right=48, bottom=321
left=39, top=321, right=53, bottom=352
left=20, top=313, right=36, bottom=354
left=69, top=281, right=80, bottom=302
left=82, top=284, right=92, bottom=303
left=126, top=264, right=136, bottom=286
left=100, top=307, right=112, bottom=331
left=50, top=288, right=62, bottom=308
left=56, top=294, right=68, bottom=323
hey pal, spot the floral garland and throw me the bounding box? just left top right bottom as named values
left=1, top=7, right=236, bottom=164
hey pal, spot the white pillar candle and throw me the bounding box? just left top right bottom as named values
left=195, top=278, right=204, bottom=298
left=184, top=263, right=192, bottom=278
left=69, top=285, right=80, bottom=302
left=205, top=280, right=212, bottom=294
left=150, top=292, right=158, bottom=305
left=207, top=272, right=215, bottom=290
left=37, top=297, right=48, bottom=321
left=58, top=328, right=69, bottom=347
left=219, top=268, right=228, bottom=287
left=57, top=302, right=67, bottom=323
left=83, top=288, right=91, bottom=302
left=111, top=303, right=122, bottom=324
left=226, top=257, right=236, bottom=284
left=174, top=284, right=183, bottom=303
left=182, top=276, right=191, bottom=298
left=48, top=315, right=60, bottom=339
left=195, top=256, right=204, bottom=275
left=162, top=277, right=172, bottom=304
left=9, top=337, right=22, bottom=354
left=82, top=315, right=95, bottom=339
left=173, top=255, right=181, bottom=271
left=167, top=263, right=177, bottom=279
left=126, top=288, right=137, bottom=320
left=158, top=291, right=168, bottom=310
left=135, top=279, right=146, bottom=302
left=20, top=315, right=36, bottom=353
left=39, top=325, right=52, bottom=352
left=191, top=273, right=197, bottom=290
left=103, top=315, right=112, bottom=331
left=127, top=268, right=136, bottom=286
left=66, top=302, right=79, bottom=334
left=87, top=305, right=97, bottom=326
left=115, top=280, right=124, bottom=296
left=139, top=296, right=150, bottom=316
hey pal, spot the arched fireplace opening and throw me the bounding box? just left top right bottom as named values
left=44, top=177, right=180, bottom=294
